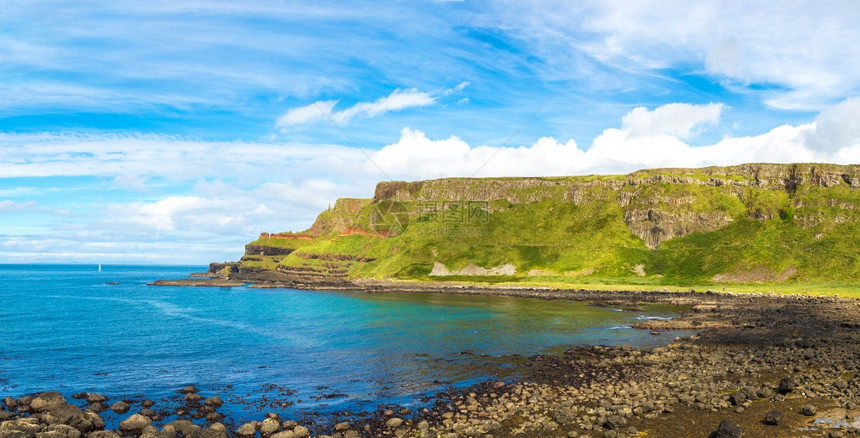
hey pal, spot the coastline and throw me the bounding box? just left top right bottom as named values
left=5, top=277, right=858, bottom=437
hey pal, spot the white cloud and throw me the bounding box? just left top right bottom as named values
left=0, top=200, right=36, bottom=212
left=804, top=97, right=860, bottom=153
left=2, top=99, right=859, bottom=263
left=276, top=100, right=338, bottom=127
left=485, top=1, right=860, bottom=109
left=276, top=89, right=436, bottom=129
left=621, top=103, right=723, bottom=140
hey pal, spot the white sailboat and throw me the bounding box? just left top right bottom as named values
left=98, top=264, right=102, bottom=272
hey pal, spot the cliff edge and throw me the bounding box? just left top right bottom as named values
left=217, top=163, right=860, bottom=287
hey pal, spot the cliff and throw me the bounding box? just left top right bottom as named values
left=224, top=163, right=860, bottom=286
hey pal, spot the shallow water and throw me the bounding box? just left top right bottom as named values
left=0, top=264, right=691, bottom=421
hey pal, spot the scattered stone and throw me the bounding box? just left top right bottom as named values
left=180, top=386, right=200, bottom=394
left=204, top=396, right=223, bottom=408
left=801, top=404, right=817, bottom=416
left=764, top=410, right=782, bottom=425
left=86, top=432, right=120, bottom=438
left=777, top=377, right=795, bottom=394
left=236, top=423, right=256, bottom=438
left=184, top=393, right=204, bottom=403
left=38, top=424, right=83, bottom=438
left=291, top=426, right=308, bottom=438
left=334, top=422, right=350, bottom=432
left=109, top=402, right=129, bottom=414
left=118, top=414, right=152, bottom=434
left=260, top=418, right=279, bottom=436
left=85, top=394, right=107, bottom=404
left=710, top=419, right=744, bottom=438
left=386, top=418, right=404, bottom=428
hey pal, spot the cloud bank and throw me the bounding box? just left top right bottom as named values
left=2, top=99, right=858, bottom=263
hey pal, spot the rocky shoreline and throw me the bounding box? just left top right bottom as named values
left=4, top=290, right=860, bottom=438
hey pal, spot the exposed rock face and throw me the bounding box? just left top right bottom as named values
left=244, top=244, right=295, bottom=256
left=623, top=209, right=733, bottom=249
left=371, top=164, right=859, bottom=249
left=429, top=262, right=516, bottom=276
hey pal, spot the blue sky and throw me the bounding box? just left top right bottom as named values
left=2, top=0, right=859, bottom=264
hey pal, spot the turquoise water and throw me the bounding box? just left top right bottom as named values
left=0, top=264, right=688, bottom=421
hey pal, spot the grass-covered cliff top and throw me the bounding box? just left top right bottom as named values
left=240, top=163, right=860, bottom=296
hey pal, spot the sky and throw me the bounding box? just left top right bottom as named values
left=1, top=0, right=860, bottom=264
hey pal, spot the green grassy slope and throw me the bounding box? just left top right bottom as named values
left=236, top=163, right=860, bottom=293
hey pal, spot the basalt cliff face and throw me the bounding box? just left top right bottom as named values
left=217, top=163, right=860, bottom=286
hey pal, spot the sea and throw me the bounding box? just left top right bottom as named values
left=0, top=264, right=691, bottom=427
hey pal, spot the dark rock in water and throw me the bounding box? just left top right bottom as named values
left=139, top=408, right=155, bottom=418
left=179, top=386, right=200, bottom=394
left=109, top=402, right=130, bottom=414
left=88, top=403, right=106, bottom=413
left=0, top=409, right=12, bottom=421
left=71, top=393, right=89, bottom=400
left=86, top=394, right=107, bottom=404
left=710, top=419, right=744, bottom=438
left=118, top=414, right=152, bottom=433
left=801, top=404, right=817, bottom=416
left=206, top=413, right=224, bottom=423
left=184, top=393, right=204, bottom=403
left=31, top=391, right=67, bottom=412
left=4, top=396, right=17, bottom=409
left=777, top=377, right=795, bottom=394
left=204, top=396, right=223, bottom=408
left=764, top=410, right=782, bottom=425
left=141, top=400, right=155, bottom=408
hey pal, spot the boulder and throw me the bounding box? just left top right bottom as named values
left=17, top=396, right=35, bottom=407
left=85, top=432, right=120, bottom=438
left=37, top=424, right=82, bottom=438
left=385, top=418, right=403, bottom=429
left=179, top=386, right=199, bottom=394
left=85, top=395, right=106, bottom=405
left=166, top=420, right=199, bottom=437
left=801, top=404, right=817, bottom=416
left=108, top=402, right=129, bottom=414
left=118, top=414, right=152, bottom=434
left=43, top=404, right=101, bottom=432
left=189, top=427, right=227, bottom=438
left=710, top=419, right=744, bottom=438
left=269, top=433, right=295, bottom=438
left=30, top=392, right=67, bottom=413
left=139, top=426, right=160, bottom=438
left=203, top=397, right=222, bottom=408
left=777, top=377, right=795, bottom=394
left=236, top=423, right=256, bottom=438
left=259, top=419, right=279, bottom=436
left=764, top=410, right=782, bottom=425
left=291, top=427, right=308, bottom=438
left=183, top=394, right=203, bottom=403
left=3, top=397, right=17, bottom=409
left=0, top=418, right=42, bottom=438
left=160, top=425, right=177, bottom=438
